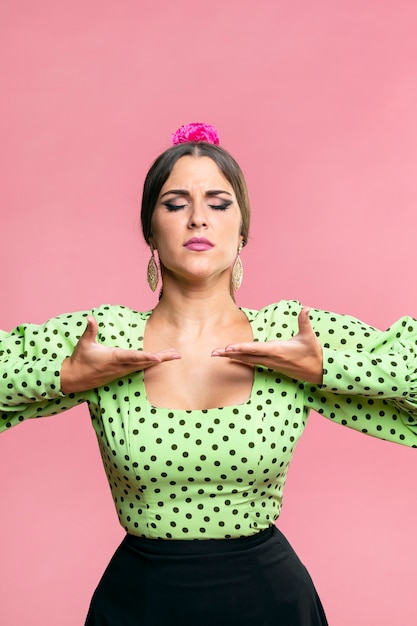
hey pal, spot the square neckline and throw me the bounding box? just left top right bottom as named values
left=138, top=307, right=263, bottom=414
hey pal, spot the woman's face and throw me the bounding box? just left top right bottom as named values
left=150, top=155, right=243, bottom=287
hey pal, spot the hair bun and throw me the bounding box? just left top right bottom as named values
left=171, top=122, right=220, bottom=146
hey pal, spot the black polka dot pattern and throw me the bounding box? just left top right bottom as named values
left=0, top=313, right=92, bottom=427
left=1, top=301, right=416, bottom=539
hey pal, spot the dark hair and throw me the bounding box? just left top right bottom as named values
left=141, top=142, right=250, bottom=245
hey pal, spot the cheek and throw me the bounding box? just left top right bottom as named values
left=150, top=219, right=170, bottom=248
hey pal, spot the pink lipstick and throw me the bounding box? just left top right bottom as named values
left=184, top=237, right=214, bottom=251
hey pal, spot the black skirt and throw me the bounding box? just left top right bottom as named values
left=85, top=525, right=328, bottom=626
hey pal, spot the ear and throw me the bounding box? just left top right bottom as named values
left=239, top=221, right=246, bottom=247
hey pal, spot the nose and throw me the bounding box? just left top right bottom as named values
left=188, top=202, right=208, bottom=228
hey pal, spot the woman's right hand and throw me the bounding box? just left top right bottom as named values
left=60, top=316, right=180, bottom=394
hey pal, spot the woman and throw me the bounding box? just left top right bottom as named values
left=1, top=123, right=416, bottom=625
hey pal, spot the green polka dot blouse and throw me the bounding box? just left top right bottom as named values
left=1, top=300, right=416, bottom=539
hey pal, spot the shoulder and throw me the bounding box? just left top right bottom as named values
left=241, top=299, right=302, bottom=320
left=241, top=300, right=302, bottom=340
left=91, top=304, right=152, bottom=324
left=90, top=304, right=151, bottom=347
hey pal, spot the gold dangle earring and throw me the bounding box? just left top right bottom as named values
left=231, top=242, right=244, bottom=292
left=147, top=244, right=159, bottom=292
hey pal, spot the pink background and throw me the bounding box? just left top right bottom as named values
left=1, top=1, right=416, bottom=623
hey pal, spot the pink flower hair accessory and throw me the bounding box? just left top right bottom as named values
left=171, top=122, right=220, bottom=146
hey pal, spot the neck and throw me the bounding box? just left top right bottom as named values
left=151, top=279, right=240, bottom=329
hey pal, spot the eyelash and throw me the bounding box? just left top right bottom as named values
left=162, top=202, right=231, bottom=212
left=211, top=202, right=231, bottom=211
left=163, top=203, right=186, bottom=211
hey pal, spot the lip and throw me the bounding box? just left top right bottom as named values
left=184, top=237, right=214, bottom=251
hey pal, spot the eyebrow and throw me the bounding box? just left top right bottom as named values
left=159, top=189, right=233, bottom=199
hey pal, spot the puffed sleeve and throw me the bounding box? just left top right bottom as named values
left=304, top=305, right=417, bottom=447
left=0, top=310, right=94, bottom=432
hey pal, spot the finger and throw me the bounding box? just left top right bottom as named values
left=81, top=315, right=99, bottom=341
left=111, top=348, right=180, bottom=365
left=212, top=342, right=270, bottom=356
left=297, top=307, right=313, bottom=334
left=140, top=350, right=181, bottom=372
left=213, top=353, right=265, bottom=365
left=112, top=348, right=162, bottom=365
left=157, top=349, right=181, bottom=361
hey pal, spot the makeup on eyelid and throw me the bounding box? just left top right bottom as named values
left=162, top=201, right=232, bottom=212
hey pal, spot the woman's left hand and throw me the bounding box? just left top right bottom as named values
left=211, top=307, right=323, bottom=384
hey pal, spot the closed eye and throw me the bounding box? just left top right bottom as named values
left=209, top=201, right=232, bottom=211
left=162, top=202, right=187, bottom=211
left=162, top=201, right=232, bottom=211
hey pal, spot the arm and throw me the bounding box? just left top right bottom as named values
left=213, top=300, right=417, bottom=447
left=1, top=306, right=181, bottom=433
left=0, top=310, right=92, bottom=432
left=306, top=308, right=417, bottom=446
